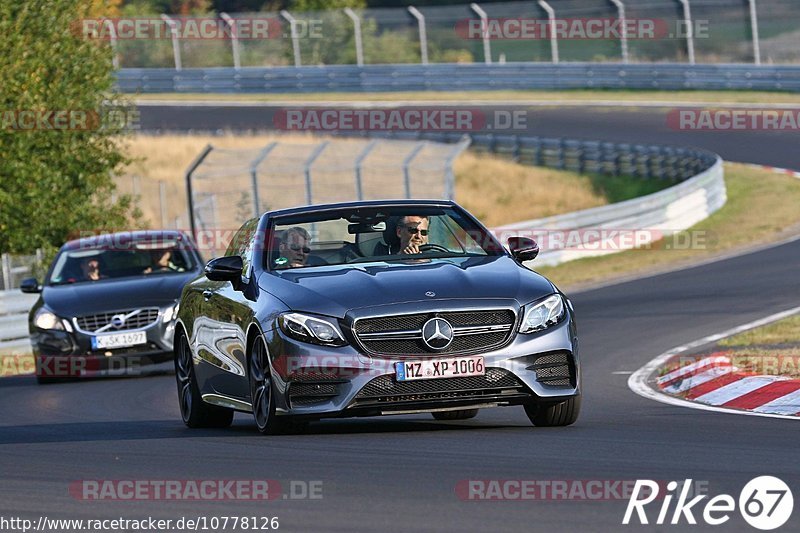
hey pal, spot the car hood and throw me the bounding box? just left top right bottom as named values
left=259, top=256, right=555, bottom=318
left=42, top=273, right=195, bottom=316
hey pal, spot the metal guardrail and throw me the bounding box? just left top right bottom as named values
left=117, top=63, right=800, bottom=93
left=0, top=291, right=36, bottom=357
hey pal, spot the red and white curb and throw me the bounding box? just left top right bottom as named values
left=628, top=306, right=800, bottom=420
left=746, top=163, right=800, bottom=179
left=657, top=354, right=800, bottom=416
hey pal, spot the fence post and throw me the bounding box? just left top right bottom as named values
left=161, top=14, right=182, bottom=71
left=101, top=18, right=120, bottom=69
left=402, top=142, right=427, bottom=198
left=220, top=12, right=241, bottom=70
left=444, top=136, right=471, bottom=201
left=677, top=0, right=695, bottom=64
left=608, top=0, right=629, bottom=64
left=748, top=0, right=761, bottom=65
left=159, top=181, right=167, bottom=228
left=304, top=142, right=329, bottom=205
left=281, top=10, right=302, bottom=67
left=407, top=6, right=429, bottom=65
left=470, top=3, right=492, bottom=64
left=184, top=144, right=214, bottom=240
left=537, top=0, right=559, bottom=64
left=250, top=142, right=279, bottom=216
left=354, top=140, right=378, bottom=200
left=344, top=8, right=364, bottom=66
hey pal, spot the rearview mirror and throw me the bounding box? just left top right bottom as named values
left=507, top=237, right=539, bottom=262
left=205, top=256, right=243, bottom=286
left=20, top=277, right=42, bottom=293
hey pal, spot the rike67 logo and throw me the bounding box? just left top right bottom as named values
left=623, top=477, right=793, bottom=530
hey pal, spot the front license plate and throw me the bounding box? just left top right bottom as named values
left=92, top=331, right=147, bottom=350
left=395, top=356, right=485, bottom=382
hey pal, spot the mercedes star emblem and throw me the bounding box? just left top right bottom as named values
left=421, top=317, right=454, bottom=351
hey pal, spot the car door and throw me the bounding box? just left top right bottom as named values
left=202, top=219, right=260, bottom=400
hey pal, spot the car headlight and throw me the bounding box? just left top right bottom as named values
left=163, top=302, right=180, bottom=323
left=33, top=307, right=65, bottom=331
left=519, top=294, right=566, bottom=334
left=278, top=312, right=347, bottom=346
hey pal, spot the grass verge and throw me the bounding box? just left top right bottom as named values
left=719, top=315, right=800, bottom=348
left=537, top=163, right=800, bottom=290
left=134, top=89, right=800, bottom=105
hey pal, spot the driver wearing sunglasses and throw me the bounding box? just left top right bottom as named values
left=279, top=226, right=312, bottom=267
left=396, top=215, right=429, bottom=255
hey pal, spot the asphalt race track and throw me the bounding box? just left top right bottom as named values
left=2, top=103, right=799, bottom=532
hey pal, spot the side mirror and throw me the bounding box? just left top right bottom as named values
left=205, top=256, right=243, bottom=286
left=20, top=277, right=42, bottom=293
left=507, top=237, right=539, bottom=262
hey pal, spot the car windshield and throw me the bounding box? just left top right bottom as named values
left=267, top=206, right=502, bottom=271
left=48, top=240, right=194, bottom=285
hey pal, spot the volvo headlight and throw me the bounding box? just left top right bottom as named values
left=519, top=294, right=566, bottom=334
left=163, top=302, right=180, bottom=322
left=33, top=307, right=65, bottom=331
left=278, top=312, right=347, bottom=346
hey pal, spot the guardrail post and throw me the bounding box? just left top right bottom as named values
left=1, top=254, right=10, bottom=291
left=250, top=142, right=279, bottom=217
left=470, top=3, right=492, bottom=64
left=677, top=0, right=695, bottom=64
left=748, top=0, right=761, bottom=65
left=220, top=13, right=241, bottom=70
left=608, top=0, right=629, bottom=64
left=344, top=8, right=364, bottom=66
left=407, top=6, right=429, bottom=65
left=354, top=140, right=378, bottom=200
left=537, top=0, right=559, bottom=64
left=281, top=10, right=302, bottom=67
left=161, top=14, right=182, bottom=71
left=402, top=142, right=427, bottom=198
left=185, top=144, right=214, bottom=240
left=304, top=142, right=329, bottom=205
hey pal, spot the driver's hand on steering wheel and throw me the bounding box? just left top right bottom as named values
left=401, top=243, right=421, bottom=255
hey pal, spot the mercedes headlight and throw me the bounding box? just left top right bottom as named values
left=33, top=307, right=66, bottom=331
left=278, top=312, right=347, bottom=346
left=519, top=294, right=566, bottom=334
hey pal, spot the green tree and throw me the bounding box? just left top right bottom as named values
left=0, top=0, right=138, bottom=256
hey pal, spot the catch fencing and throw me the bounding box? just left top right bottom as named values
left=105, top=1, right=800, bottom=68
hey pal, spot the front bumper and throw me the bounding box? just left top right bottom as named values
left=264, top=311, right=580, bottom=418
left=30, top=315, right=177, bottom=378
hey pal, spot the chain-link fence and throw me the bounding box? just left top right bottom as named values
left=107, top=1, right=800, bottom=68
left=185, top=137, right=470, bottom=257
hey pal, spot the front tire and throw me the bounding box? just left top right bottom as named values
left=431, top=409, right=479, bottom=421
left=525, top=396, right=581, bottom=427
left=175, top=332, right=233, bottom=428
left=249, top=337, right=296, bottom=435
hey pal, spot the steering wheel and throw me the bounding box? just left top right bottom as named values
left=418, top=243, right=450, bottom=253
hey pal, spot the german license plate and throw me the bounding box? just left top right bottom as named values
left=395, top=356, right=485, bottom=382
left=92, top=331, right=147, bottom=350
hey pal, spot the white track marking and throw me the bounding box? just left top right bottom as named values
left=753, top=389, right=800, bottom=415
left=628, top=306, right=800, bottom=420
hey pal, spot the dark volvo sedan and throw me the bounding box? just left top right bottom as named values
left=175, top=200, right=580, bottom=433
left=22, top=231, right=203, bottom=383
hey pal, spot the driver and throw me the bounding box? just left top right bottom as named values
left=396, top=215, right=429, bottom=255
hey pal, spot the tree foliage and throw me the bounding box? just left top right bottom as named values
left=0, top=0, right=137, bottom=255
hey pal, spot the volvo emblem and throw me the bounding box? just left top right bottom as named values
left=110, top=314, right=126, bottom=329
left=425, top=291, right=436, bottom=297
left=421, top=317, right=453, bottom=351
